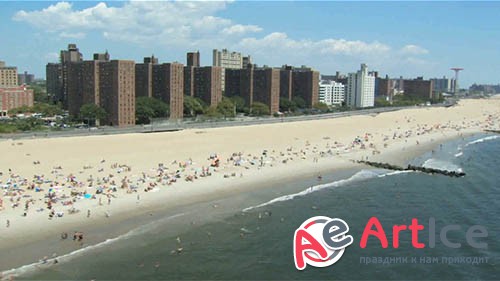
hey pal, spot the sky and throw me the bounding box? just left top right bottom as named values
left=1, top=1, right=500, bottom=87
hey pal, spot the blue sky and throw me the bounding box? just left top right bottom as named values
left=1, top=1, right=500, bottom=87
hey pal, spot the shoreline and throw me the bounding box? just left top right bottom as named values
left=1, top=97, right=499, bottom=276
left=0, top=129, right=484, bottom=275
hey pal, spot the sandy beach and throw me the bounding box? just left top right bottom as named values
left=1, top=97, right=499, bottom=275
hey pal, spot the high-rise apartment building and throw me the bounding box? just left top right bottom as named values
left=184, top=66, right=195, bottom=97
left=225, top=66, right=254, bottom=106
left=242, top=56, right=252, bottom=69
left=152, top=62, right=184, bottom=119
left=59, top=44, right=83, bottom=108
left=135, top=56, right=158, bottom=98
left=430, top=77, right=454, bottom=94
left=0, top=61, right=18, bottom=87
left=292, top=66, right=320, bottom=107
left=279, top=65, right=293, bottom=101
left=67, top=60, right=101, bottom=118
left=253, top=68, right=280, bottom=114
left=184, top=52, right=200, bottom=97
left=239, top=66, right=254, bottom=106
left=99, top=60, right=135, bottom=127
left=18, top=72, right=35, bottom=85
left=319, top=81, right=345, bottom=106
left=67, top=53, right=111, bottom=119
left=194, top=66, right=222, bottom=107
left=187, top=51, right=200, bottom=67
left=46, top=63, right=62, bottom=103
left=224, top=68, right=244, bottom=98
left=376, top=75, right=396, bottom=101
left=93, top=51, right=110, bottom=62
left=225, top=66, right=280, bottom=114
left=213, top=49, right=245, bottom=90
left=403, top=77, right=434, bottom=100
left=346, top=64, right=375, bottom=108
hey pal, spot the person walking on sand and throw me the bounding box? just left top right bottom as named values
left=6, top=219, right=10, bottom=228
left=87, top=209, right=91, bottom=218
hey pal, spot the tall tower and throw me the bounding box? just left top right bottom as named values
left=187, top=51, right=200, bottom=67
left=450, top=67, right=463, bottom=95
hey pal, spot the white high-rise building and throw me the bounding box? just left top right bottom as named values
left=319, top=81, right=345, bottom=106
left=430, top=77, right=455, bottom=94
left=346, top=64, right=375, bottom=108
left=213, top=49, right=243, bottom=90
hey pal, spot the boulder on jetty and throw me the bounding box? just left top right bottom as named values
left=357, top=160, right=466, bottom=178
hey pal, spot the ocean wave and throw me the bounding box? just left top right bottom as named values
left=465, top=135, right=499, bottom=147
left=422, top=158, right=463, bottom=173
left=242, top=169, right=408, bottom=212
left=377, top=170, right=414, bottom=177
left=454, top=152, right=463, bottom=158
left=1, top=212, right=186, bottom=280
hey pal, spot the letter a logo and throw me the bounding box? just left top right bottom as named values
left=293, top=216, right=353, bottom=270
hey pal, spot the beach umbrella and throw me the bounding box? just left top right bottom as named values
left=84, top=193, right=92, bottom=199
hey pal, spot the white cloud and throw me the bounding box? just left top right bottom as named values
left=400, top=44, right=429, bottom=55
left=13, top=1, right=233, bottom=46
left=59, top=31, right=86, bottom=39
left=239, top=32, right=391, bottom=57
left=14, top=1, right=432, bottom=75
left=222, top=24, right=262, bottom=35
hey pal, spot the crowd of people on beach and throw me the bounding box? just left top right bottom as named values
left=1, top=112, right=499, bottom=231
left=0, top=106, right=499, bottom=279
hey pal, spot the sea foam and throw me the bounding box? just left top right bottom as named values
left=465, top=135, right=499, bottom=147
left=242, top=169, right=411, bottom=212
left=422, top=158, right=463, bottom=173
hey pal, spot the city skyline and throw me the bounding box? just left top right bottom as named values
left=1, top=1, right=500, bottom=87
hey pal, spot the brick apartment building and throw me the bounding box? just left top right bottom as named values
left=193, top=66, right=222, bottom=107
left=0, top=85, right=34, bottom=116
left=225, top=65, right=280, bottom=114
left=152, top=63, right=184, bottom=119
left=67, top=60, right=101, bottom=118
left=99, top=60, right=136, bottom=127
left=404, top=78, right=434, bottom=100
left=135, top=56, right=158, bottom=98
left=292, top=67, right=320, bottom=107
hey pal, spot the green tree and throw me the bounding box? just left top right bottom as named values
left=183, top=96, right=204, bottom=117
left=204, top=106, right=223, bottom=119
left=150, top=99, right=169, bottom=118
left=292, top=96, right=307, bottom=109
left=80, top=103, right=107, bottom=125
left=216, top=98, right=236, bottom=118
left=136, top=101, right=155, bottom=124
left=29, top=84, right=49, bottom=103
left=135, top=97, right=169, bottom=124
left=8, top=103, right=62, bottom=117
left=250, top=102, right=270, bottom=116
left=228, top=96, right=246, bottom=113
left=8, top=105, right=30, bottom=115
left=374, top=97, right=391, bottom=107
left=279, top=98, right=296, bottom=112
left=313, top=102, right=329, bottom=112
left=32, top=103, right=63, bottom=116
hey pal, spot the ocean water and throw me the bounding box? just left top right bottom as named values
left=15, top=134, right=500, bottom=280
